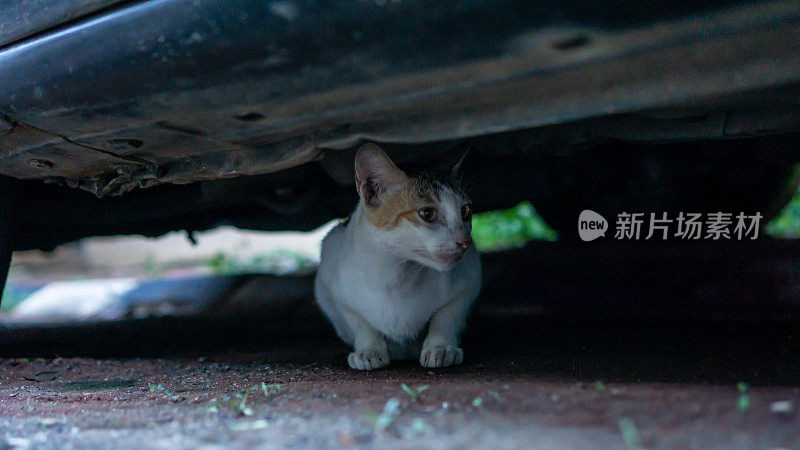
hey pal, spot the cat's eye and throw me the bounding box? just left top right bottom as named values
left=461, top=204, right=472, bottom=221
left=418, top=207, right=437, bottom=222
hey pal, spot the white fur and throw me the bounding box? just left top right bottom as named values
left=315, top=202, right=482, bottom=370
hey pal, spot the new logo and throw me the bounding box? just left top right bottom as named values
left=578, top=210, right=608, bottom=241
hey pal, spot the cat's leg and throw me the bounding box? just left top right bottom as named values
left=420, top=299, right=469, bottom=368
left=314, top=277, right=355, bottom=344
left=339, top=305, right=390, bottom=370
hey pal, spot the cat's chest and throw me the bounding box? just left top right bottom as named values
left=335, top=265, right=453, bottom=340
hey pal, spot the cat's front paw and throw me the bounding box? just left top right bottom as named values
left=420, top=345, right=463, bottom=368
left=348, top=349, right=390, bottom=371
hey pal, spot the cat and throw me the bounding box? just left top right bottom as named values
left=314, top=143, right=482, bottom=370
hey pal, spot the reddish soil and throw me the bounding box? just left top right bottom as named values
left=3, top=241, right=800, bottom=449
left=1, top=316, right=799, bottom=449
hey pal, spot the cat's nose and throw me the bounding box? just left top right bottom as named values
left=456, top=238, right=472, bottom=252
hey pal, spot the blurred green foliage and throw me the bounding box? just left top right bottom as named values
left=471, top=201, right=557, bottom=251
left=205, top=249, right=316, bottom=275
left=0, top=285, right=30, bottom=312
left=766, top=192, right=800, bottom=238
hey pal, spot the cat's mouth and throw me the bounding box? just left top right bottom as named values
left=411, top=250, right=465, bottom=270
left=434, top=251, right=466, bottom=265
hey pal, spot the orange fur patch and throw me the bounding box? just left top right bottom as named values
left=363, top=181, right=431, bottom=229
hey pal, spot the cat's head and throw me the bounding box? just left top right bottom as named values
left=354, top=144, right=473, bottom=271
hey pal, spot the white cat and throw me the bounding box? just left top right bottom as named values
left=314, top=144, right=482, bottom=370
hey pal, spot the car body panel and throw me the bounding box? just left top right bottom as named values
left=0, top=0, right=798, bottom=196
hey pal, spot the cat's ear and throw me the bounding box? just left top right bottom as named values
left=434, top=144, right=470, bottom=179
left=355, top=144, right=407, bottom=207
left=449, top=148, right=469, bottom=179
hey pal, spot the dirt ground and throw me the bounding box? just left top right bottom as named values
left=2, top=242, right=800, bottom=449
left=2, top=314, right=799, bottom=450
